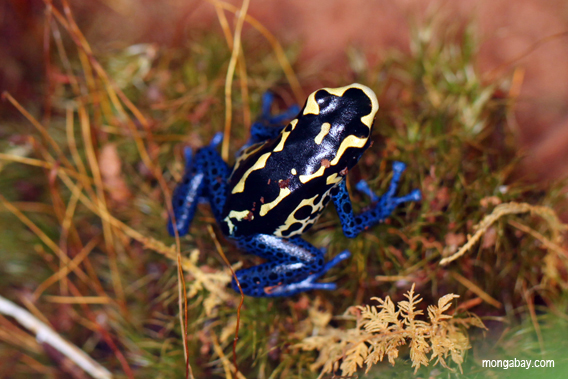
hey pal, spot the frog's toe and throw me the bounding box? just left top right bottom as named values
left=406, top=189, right=422, bottom=202
left=168, top=214, right=189, bottom=237
left=308, top=250, right=351, bottom=282
left=391, top=189, right=421, bottom=205
left=324, top=250, right=351, bottom=271
left=183, top=147, right=193, bottom=166
left=305, top=282, right=337, bottom=291
left=392, top=161, right=407, bottom=174
left=356, top=180, right=379, bottom=202
left=260, top=91, right=300, bottom=124
left=209, top=132, right=224, bottom=148
left=275, top=280, right=337, bottom=295
left=261, top=92, right=275, bottom=117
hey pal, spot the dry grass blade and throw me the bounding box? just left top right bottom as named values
left=0, top=194, right=88, bottom=283
left=450, top=272, right=502, bottom=309
left=207, top=225, right=245, bottom=378
left=177, top=255, right=193, bottom=379
left=34, top=235, right=101, bottom=299
left=440, top=202, right=567, bottom=265
left=43, top=296, right=111, bottom=304
left=220, top=0, right=250, bottom=161
left=211, top=330, right=248, bottom=379
left=0, top=295, right=112, bottom=379
left=1, top=92, right=74, bottom=170
left=78, top=100, right=126, bottom=309
left=207, top=0, right=304, bottom=103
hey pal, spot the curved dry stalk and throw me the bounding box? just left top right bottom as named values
left=440, top=202, right=567, bottom=265
left=0, top=295, right=112, bottom=379
left=207, top=0, right=305, bottom=103
left=220, top=0, right=250, bottom=161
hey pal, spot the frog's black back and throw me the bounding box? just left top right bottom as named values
left=221, top=84, right=378, bottom=238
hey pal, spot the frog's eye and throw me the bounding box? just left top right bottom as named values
left=303, top=89, right=335, bottom=115
left=314, top=91, right=338, bottom=114
left=315, top=91, right=331, bottom=108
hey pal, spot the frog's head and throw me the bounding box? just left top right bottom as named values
left=298, top=83, right=379, bottom=169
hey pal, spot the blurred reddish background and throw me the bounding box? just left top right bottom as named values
left=1, top=0, right=568, bottom=182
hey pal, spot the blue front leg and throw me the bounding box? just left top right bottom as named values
left=333, top=161, right=421, bottom=238
left=168, top=133, right=230, bottom=236
left=231, top=234, right=351, bottom=297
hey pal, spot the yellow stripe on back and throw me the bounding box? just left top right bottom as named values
left=298, top=165, right=326, bottom=184
left=260, top=187, right=291, bottom=216
left=231, top=152, right=271, bottom=194
left=330, top=135, right=368, bottom=165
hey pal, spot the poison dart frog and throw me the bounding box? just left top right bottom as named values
left=168, top=83, right=421, bottom=297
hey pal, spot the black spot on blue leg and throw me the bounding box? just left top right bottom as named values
left=231, top=234, right=350, bottom=297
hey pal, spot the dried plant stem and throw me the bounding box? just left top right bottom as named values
left=522, top=282, right=545, bottom=354
left=177, top=255, right=193, bottom=379
left=78, top=103, right=126, bottom=310
left=0, top=194, right=90, bottom=284
left=484, top=31, right=568, bottom=82
left=440, top=202, right=566, bottom=265
left=210, top=330, right=248, bottom=379
left=208, top=225, right=245, bottom=378
left=0, top=295, right=112, bottom=379
left=508, top=219, right=568, bottom=260
left=34, top=236, right=101, bottom=299
left=207, top=0, right=304, bottom=103
left=213, top=2, right=251, bottom=134
left=221, top=0, right=250, bottom=161
left=450, top=272, right=502, bottom=308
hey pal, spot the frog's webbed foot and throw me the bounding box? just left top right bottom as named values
left=264, top=250, right=352, bottom=296
left=356, top=162, right=421, bottom=208
left=333, top=161, right=421, bottom=238
left=231, top=235, right=350, bottom=297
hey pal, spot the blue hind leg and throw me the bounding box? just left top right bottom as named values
left=168, top=133, right=229, bottom=236
left=231, top=234, right=351, bottom=297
